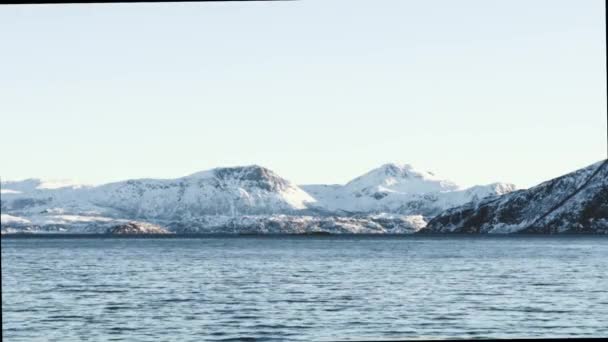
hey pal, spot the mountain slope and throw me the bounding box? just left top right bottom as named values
left=1, top=165, right=316, bottom=220
left=301, top=163, right=515, bottom=216
left=1, top=163, right=514, bottom=234
left=421, top=160, right=608, bottom=234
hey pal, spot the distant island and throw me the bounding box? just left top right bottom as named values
left=1, top=160, right=606, bottom=235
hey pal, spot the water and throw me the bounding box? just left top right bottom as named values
left=2, top=236, right=608, bottom=341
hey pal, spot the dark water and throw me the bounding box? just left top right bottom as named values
left=2, top=236, right=608, bottom=341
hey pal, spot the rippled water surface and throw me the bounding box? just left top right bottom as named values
left=2, top=236, right=608, bottom=341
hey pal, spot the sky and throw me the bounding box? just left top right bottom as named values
left=0, top=0, right=606, bottom=189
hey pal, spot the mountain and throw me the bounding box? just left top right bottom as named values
left=0, top=178, right=88, bottom=193
left=89, top=165, right=317, bottom=219
left=1, top=165, right=315, bottom=219
left=301, top=163, right=515, bottom=216
left=421, top=160, right=608, bottom=234
left=166, top=214, right=427, bottom=235
left=1, top=163, right=513, bottom=234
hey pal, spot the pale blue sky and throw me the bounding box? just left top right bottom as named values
left=0, top=0, right=605, bottom=189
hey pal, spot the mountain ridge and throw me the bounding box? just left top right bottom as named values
left=421, top=159, right=608, bottom=234
left=0, top=162, right=522, bottom=235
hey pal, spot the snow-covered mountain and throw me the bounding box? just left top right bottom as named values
left=89, top=165, right=317, bottom=219
left=1, top=165, right=315, bottom=218
left=421, top=160, right=608, bottom=234
left=1, top=163, right=513, bottom=234
left=0, top=178, right=89, bottom=193
left=302, top=163, right=515, bottom=216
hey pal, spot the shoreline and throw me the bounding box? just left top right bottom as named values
left=2, top=233, right=607, bottom=239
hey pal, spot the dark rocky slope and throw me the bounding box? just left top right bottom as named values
left=107, top=222, right=172, bottom=235
left=420, top=160, right=608, bottom=234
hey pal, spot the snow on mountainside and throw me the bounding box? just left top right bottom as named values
left=421, top=160, right=608, bottom=234
left=1, top=165, right=315, bottom=219
left=344, top=163, right=460, bottom=194
left=87, top=165, right=316, bottom=219
left=301, top=163, right=515, bottom=216
left=166, top=214, right=427, bottom=235
left=1, top=178, right=89, bottom=193
left=1, top=163, right=514, bottom=234
left=0, top=213, right=130, bottom=234
left=0, top=213, right=427, bottom=235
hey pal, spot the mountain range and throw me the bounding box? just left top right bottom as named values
left=422, top=159, right=608, bottom=234
left=1, top=160, right=606, bottom=234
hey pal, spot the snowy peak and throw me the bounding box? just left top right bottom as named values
left=461, top=182, right=517, bottom=199
left=301, top=162, right=514, bottom=216
left=188, top=165, right=315, bottom=209
left=211, top=165, right=292, bottom=192
left=186, top=165, right=295, bottom=192
left=345, top=162, right=459, bottom=195
left=376, top=163, right=432, bottom=178
left=0, top=165, right=317, bottom=220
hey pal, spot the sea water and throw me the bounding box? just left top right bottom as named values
left=2, top=235, right=608, bottom=341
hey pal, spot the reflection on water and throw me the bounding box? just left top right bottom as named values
left=2, top=236, right=608, bottom=341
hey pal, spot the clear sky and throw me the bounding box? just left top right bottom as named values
left=0, top=0, right=606, bottom=189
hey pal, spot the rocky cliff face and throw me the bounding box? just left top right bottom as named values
left=421, top=160, right=608, bottom=234
left=107, top=222, right=171, bottom=235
